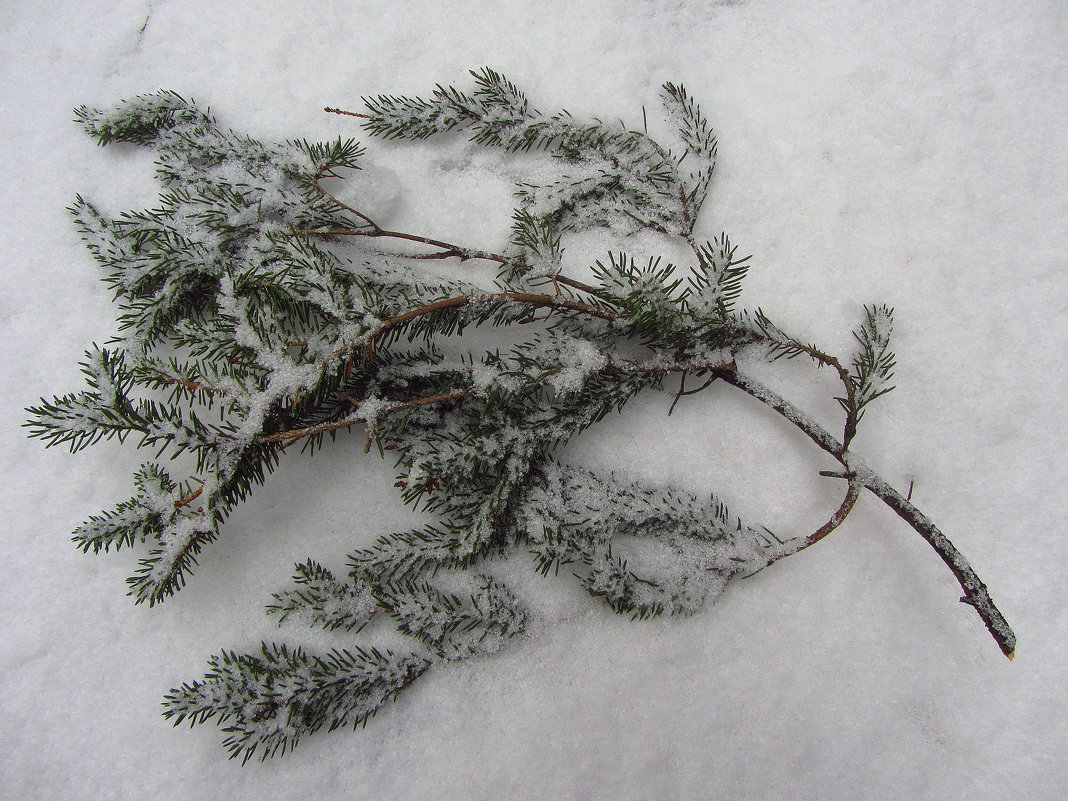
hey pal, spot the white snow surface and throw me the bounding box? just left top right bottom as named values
left=2, top=1, right=1066, bottom=799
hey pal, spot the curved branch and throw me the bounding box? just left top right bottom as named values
left=764, top=475, right=861, bottom=565
left=805, top=476, right=862, bottom=549
left=846, top=464, right=1017, bottom=660
left=789, top=343, right=859, bottom=451
left=715, top=365, right=1015, bottom=659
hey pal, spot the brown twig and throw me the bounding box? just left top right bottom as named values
left=325, top=291, right=619, bottom=370
left=260, top=390, right=474, bottom=446
left=767, top=475, right=861, bottom=567
left=852, top=467, right=1016, bottom=660
left=302, top=174, right=611, bottom=303
left=669, top=371, right=689, bottom=415
left=300, top=223, right=517, bottom=266
left=668, top=371, right=720, bottom=415
left=553, top=273, right=605, bottom=298
left=325, top=106, right=371, bottom=119
left=173, top=486, right=204, bottom=508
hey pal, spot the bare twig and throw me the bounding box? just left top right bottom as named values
left=851, top=467, right=1016, bottom=659
left=668, top=370, right=719, bottom=415
left=173, top=486, right=204, bottom=508
left=260, top=391, right=474, bottom=446
left=324, top=291, right=619, bottom=372
left=669, top=371, right=689, bottom=416
left=324, top=107, right=372, bottom=119
left=716, top=365, right=1015, bottom=659
left=303, top=172, right=610, bottom=303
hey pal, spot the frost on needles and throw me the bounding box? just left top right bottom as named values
left=26, top=70, right=1015, bottom=762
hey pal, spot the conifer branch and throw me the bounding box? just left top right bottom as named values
left=301, top=176, right=607, bottom=305
left=752, top=310, right=860, bottom=449
left=30, top=76, right=1014, bottom=760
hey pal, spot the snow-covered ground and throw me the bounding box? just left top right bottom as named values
left=2, top=1, right=1066, bottom=798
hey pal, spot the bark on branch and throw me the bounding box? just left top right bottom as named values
left=715, top=365, right=1016, bottom=658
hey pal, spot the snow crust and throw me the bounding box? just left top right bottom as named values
left=2, top=1, right=1066, bottom=799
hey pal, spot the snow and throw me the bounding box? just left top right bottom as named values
left=2, top=0, right=1066, bottom=799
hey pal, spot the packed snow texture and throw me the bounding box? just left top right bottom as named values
left=2, top=1, right=1066, bottom=799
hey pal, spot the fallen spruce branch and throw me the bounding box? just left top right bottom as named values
left=26, top=70, right=1013, bottom=762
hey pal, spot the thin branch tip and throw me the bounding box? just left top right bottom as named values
left=324, top=106, right=371, bottom=119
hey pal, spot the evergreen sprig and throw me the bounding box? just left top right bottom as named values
left=266, top=560, right=377, bottom=632
left=661, top=81, right=718, bottom=212
left=848, top=304, right=897, bottom=421
left=362, top=68, right=704, bottom=275
left=28, top=72, right=1015, bottom=760
left=163, top=643, right=430, bottom=763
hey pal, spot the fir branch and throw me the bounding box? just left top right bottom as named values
left=71, top=463, right=184, bottom=554
left=359, top=70, right=691, bottom=251
left=848, top=304, right=897, bottom=423
left=163, top=643, right=430, bottom=762
left=660, top=82, right=717, bottom=222
left=376, top=574, right=526, bottom=660
left=685, top=235, right=751, bottom=321
left=30, top=76, right=1015, bottom=761
left=267, top=561, right=377, bottom=631
left=749, top=309, right=860, bottom=449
